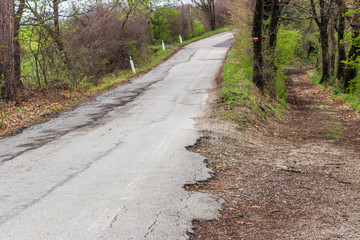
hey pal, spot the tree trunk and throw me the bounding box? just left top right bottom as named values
left=269, top=0, right=280, bottom=50
left=266, top=0, right=281, bottom=98
left=210, top=0, right=216, bottom=30
left=310, top=0, right=330, bottom=85
left=336, top=2, right=346, bottom=82
left=319, top=26, right=330, bottom=84
left=53, top=0, right=71, bottom=69
left=319, top=0, right=330, bottom=84
left=329, top=10, right=336, bottom=77
left=0, top=0, right=17, bottom=100
left=14, top=0, right=25, bottom=89
left=253, top=0, right=264, bottom=92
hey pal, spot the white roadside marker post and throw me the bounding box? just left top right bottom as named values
left=162, top=40, right=166, bottom=50
left=129, top=56, right=136, bottom=74
left=179, top=34, right=183, bottom=44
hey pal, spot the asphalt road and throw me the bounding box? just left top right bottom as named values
left=0, top=32, right=233, bottom=239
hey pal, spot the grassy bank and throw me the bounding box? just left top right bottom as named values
left=218, top=48, right=288, bottom=130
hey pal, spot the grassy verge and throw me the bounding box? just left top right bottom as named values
left=174, top=26, right=234, bottom=46
left=219, top=48, right=288, bottom=130
left=90, top=49, right=174, bottom=92
left=307, top=70, right=360, bottom=112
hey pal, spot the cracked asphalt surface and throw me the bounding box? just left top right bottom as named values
left=0, top=32, right=233, bottom=239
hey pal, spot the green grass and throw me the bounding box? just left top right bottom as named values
left=342, top=93, right=360, bottom=112
left=314, top=102, right=331, bottom=109
left=324, top=132, right=344, bottom=139
left=324, top=121, right=344, bottom=139
left=308, top=70, right=323, bottom=87
left=268, top=100, right=288, bottom=118
left=21, top=55, right=34, bottom=77
left=221, top=49, right=254, bottom=106
left=138, top=49, right=174, bottom=71
left=308, top=70, right=360, bottom=112
left=221, top=111, right=245, bottom=130
left=90, top=72, right=133, bottom=93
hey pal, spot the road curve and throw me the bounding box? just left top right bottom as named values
left=0, top=32, right=233, bottom=239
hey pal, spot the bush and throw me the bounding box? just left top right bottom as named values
left=275, top=29, right=301, bottom=67
left=150, top=7, right=180, bottom=43
left=64, top=6, right=150, bottom=87
left=191, top=20, right=205, bottom=38
left=215, top=0, right=232, bottom=28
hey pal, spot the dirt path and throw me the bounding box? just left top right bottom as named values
left=188, top=69, right=360, bottom=239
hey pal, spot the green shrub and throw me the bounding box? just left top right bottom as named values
left=276, top=29, right=301, bottom=67
left=188, top=20, right=205, bottom=38
left=343, top=78, right=360, bottom=111
left=150, top=7, right=180, bottom=43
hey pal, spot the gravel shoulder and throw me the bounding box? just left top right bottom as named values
left=187, top=69, right=360, bottom=239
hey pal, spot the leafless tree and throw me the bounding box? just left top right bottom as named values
left=191, top=0, right=216, bottom=30
left=0, top=0, right=19, bottom=100
left=25, top=0, right=72, bottom=69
